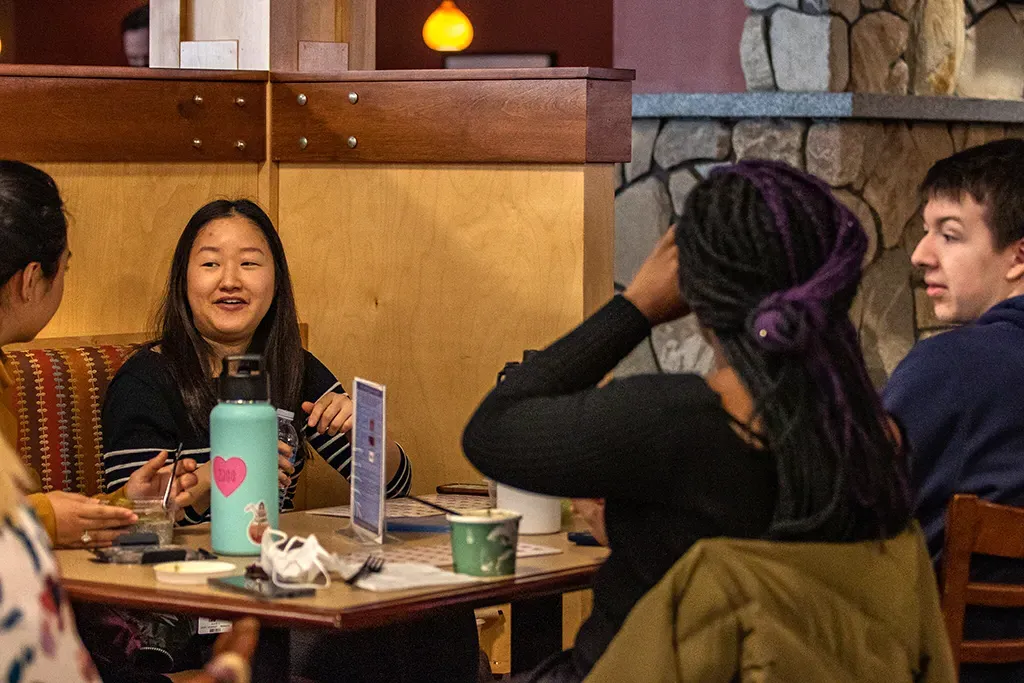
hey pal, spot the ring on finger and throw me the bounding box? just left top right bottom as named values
left=80, top=530, right=92, bottom=544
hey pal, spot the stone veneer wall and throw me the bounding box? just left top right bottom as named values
left=613, top=112, right=1024, bottom=384
left=740, top=0, right=1024, bottom=99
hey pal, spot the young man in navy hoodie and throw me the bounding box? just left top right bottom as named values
left=884, top=139, right=1024, bottom=681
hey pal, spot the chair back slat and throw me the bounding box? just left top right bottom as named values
left=942, top=494, right=1024, bottom=677
left=966, top=583, right=1024, bottom=608
left=961, top=639, right=1024, bottom=664
left=972, top=501, right=1024, bottom=558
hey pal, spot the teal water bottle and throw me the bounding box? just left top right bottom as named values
left=210, top=355, right=278, bottom=555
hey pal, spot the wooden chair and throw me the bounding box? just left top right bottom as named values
left=941, top=494, right=1024, bottom=675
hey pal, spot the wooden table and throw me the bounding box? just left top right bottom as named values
left=56, top=512, right=607, bottom=677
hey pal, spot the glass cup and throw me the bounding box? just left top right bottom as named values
left=129, top=497, right=174, bottom=545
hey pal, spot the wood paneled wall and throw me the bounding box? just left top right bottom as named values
left=278, top=163, right=614, bottom=492
left=35, top=162, right=260, bottom=338
left=30, top=159, right=613, bottom=495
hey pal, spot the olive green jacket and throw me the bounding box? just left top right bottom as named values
left=585, top=523, right=955, bottom=683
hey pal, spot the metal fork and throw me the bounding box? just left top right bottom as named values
left=344, top=555, right=385, bottom=586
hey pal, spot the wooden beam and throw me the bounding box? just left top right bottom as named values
left=0, top=71, right=266, bottom=162
left=271, top=72, right=635, bottom=163
left=298, top=41, right=348, bottom=72
left=270, top=0, right=299, bottom=72
left=187, top=0, right=271, bottom=70
left=180, top=40, right=239, bottom=70
left=298, top=0, right=337, bottom=41
left=150, top=0, right=183, bottom=68
left=337, top=0, right=375, bottom=70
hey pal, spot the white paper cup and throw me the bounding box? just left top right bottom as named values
left=496, top=484, right=562, bottom=535
left=447, top=509, right=521, bottom=576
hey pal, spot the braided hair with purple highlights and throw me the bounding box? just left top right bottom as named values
left=676, top=159, right=910, bottom=542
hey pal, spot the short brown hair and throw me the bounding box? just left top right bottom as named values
left=920, top=139, right=1024, bottom=250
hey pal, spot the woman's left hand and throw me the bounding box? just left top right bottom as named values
left=278, top=444, right=295, bottom=490
left=572, top=498, right=608, bottom=546
left=124, top=450, right=200, bottom=509
left=301, top=393, right=353, bottom=436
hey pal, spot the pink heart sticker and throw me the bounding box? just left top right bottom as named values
left=213, top=456, right=247, bottom=498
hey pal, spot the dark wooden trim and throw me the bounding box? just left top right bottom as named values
left=269, top=0, right=299, bottom=73
left=586, top=80, right=633, bottom=163
left=271, top=67, right=635, bottom=83
left=332, top=564, right=599, bottom=630
left=65, top=579, right=343, bottom=628
left=271, top=78, right=632, bottom=163
left=0, top=65, right=268, bottom=81
left=0, top=67, right=631, bottom=164
left=64, top=563, right=599, bottom=631
left=0, top=77, right=266, bottom=162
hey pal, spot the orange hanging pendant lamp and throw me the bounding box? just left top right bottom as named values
left=423, top=0, right=474, bottom=52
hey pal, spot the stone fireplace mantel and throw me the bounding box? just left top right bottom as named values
left=632, top=92, right=1024, bottom=122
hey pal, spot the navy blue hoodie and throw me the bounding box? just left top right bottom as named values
left=885, top=295, right=1024, bottom=680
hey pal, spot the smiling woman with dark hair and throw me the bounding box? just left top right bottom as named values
left=102, top=198, right=411, bottom=527
left=0, top=160, right=201, bottom=683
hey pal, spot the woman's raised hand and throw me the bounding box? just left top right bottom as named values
left=278, top=441, right=295, bottom=489
left=301, top=392, right=353, bottom=437
left=623, top=226, right=690, bottom=326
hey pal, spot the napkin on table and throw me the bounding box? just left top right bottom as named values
left=329, top=558, right=481, bottom=592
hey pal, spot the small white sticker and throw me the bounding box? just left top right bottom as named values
left=198, top=618, right=232, bottom=635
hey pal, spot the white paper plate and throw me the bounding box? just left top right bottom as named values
left=153, top=560, right=239, bottom=585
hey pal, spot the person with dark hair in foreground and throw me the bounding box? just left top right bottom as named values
left=884, top=139, right=1024, bottom=683
left=463, top=160, right=923, bottom=681
left=0, top=160, right=200, bottom=550
left=0, top=160, right=237, bottom=683
left=122, top=5, right=149, bottom=67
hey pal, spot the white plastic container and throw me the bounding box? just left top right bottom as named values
left=496, top=484, right=562, bottom=535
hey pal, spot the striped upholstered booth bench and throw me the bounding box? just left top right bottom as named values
left=3, top=333, right=149, bottom=496
left=0, top=325, right=340, bottom=506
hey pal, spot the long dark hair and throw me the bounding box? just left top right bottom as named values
left=157, top=199, right=303, bottom=433
left=676, top=160, right=910, bottom=542
left=0, top=161, right=68, bottom=288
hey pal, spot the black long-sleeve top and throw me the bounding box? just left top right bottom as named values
left=462, top=295, right=777, bottom=677
left=102, top=348, right=412, bottom=524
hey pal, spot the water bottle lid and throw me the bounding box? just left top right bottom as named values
left=218, top=355, right=270, bottom=402
left=276, top=408, right=295, bottom=421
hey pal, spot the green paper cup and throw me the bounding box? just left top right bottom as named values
left=447, top=509, right=522, bottom=577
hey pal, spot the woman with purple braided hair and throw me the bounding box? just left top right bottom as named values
left=677, top=160, right=910, bottom=542
left=463, top=160, right=945, bottom=682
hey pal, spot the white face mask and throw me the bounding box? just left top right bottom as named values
left=259, top=528, right=332, bottom=590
